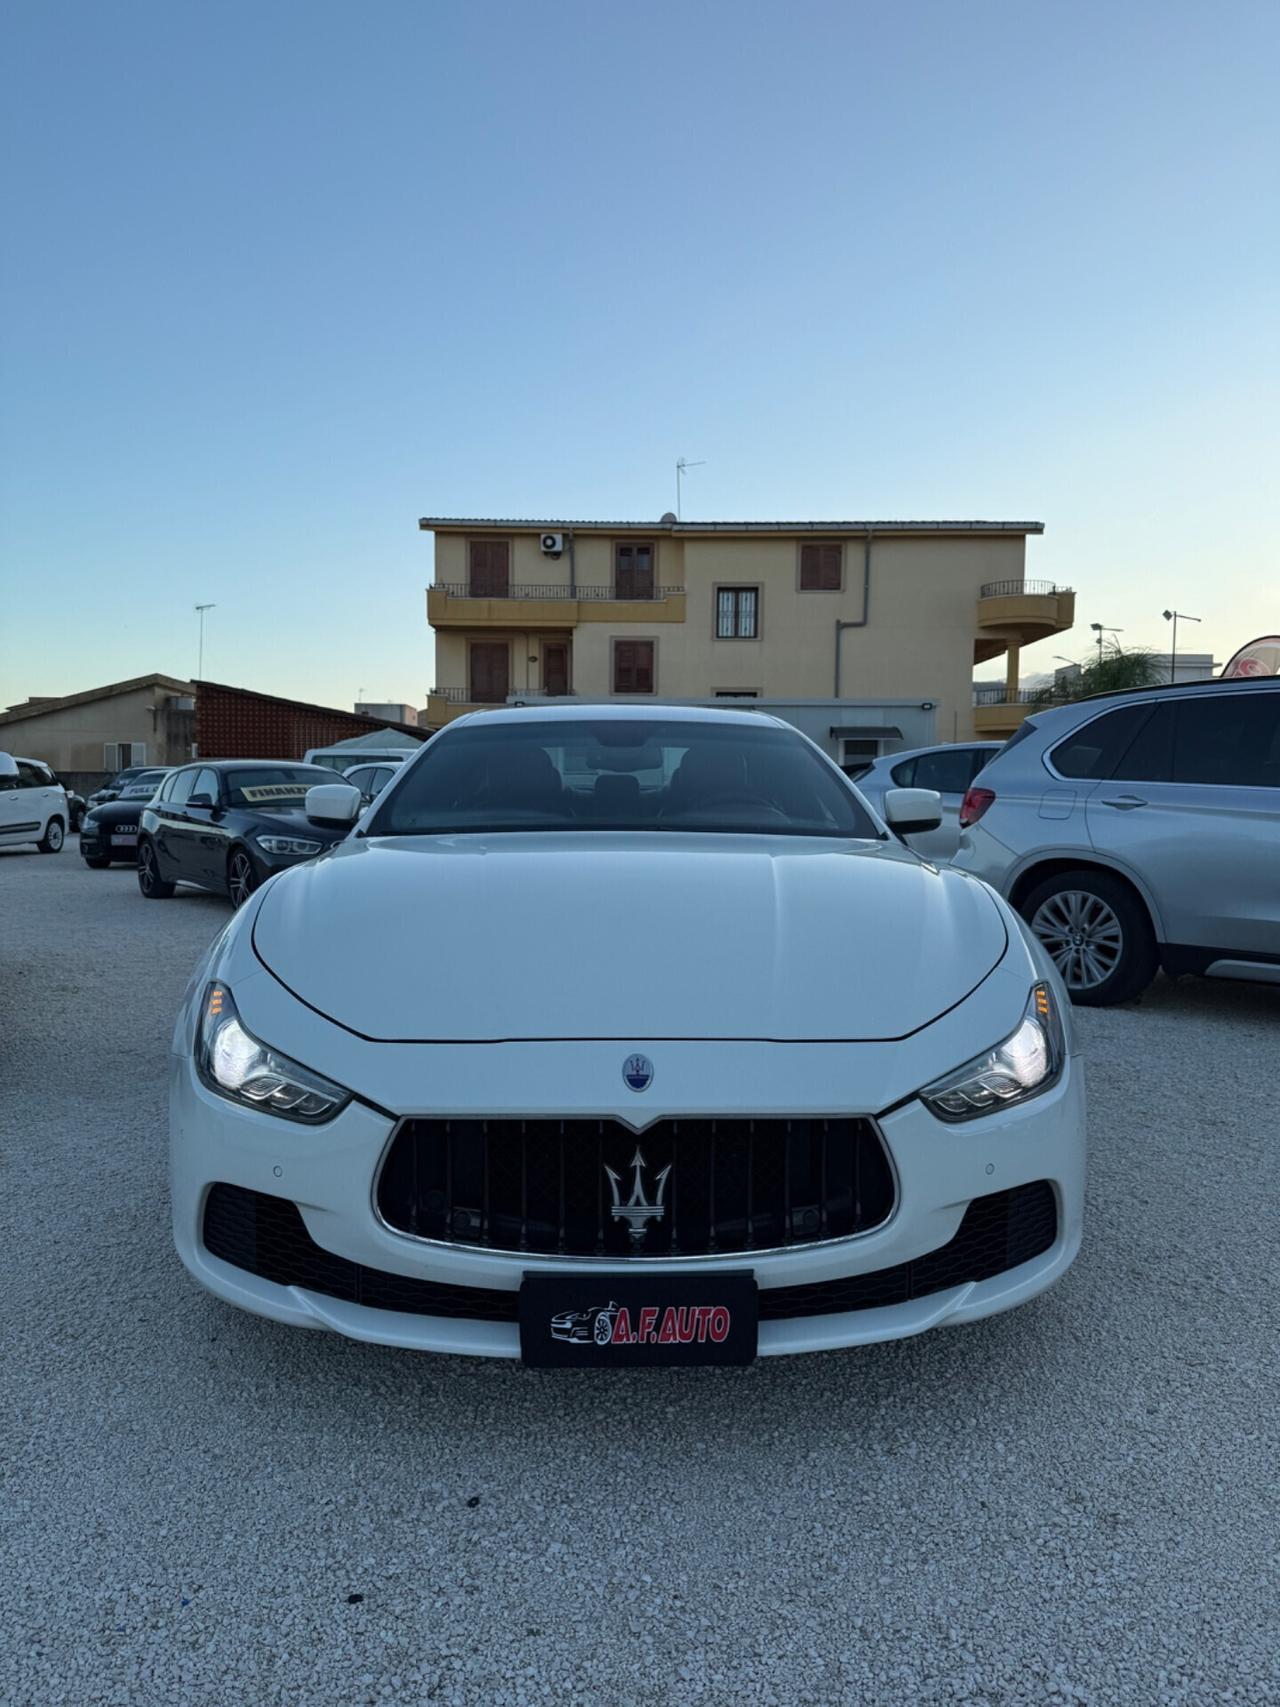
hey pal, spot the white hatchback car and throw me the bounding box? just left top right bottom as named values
left=170, top=706, right=1086, bottom=1366
left=0, top=752, right=68, bottom=853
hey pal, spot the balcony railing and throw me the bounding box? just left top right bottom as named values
left=973, top=685, right=1046, bottom=706
left=428, top=685, right=470, bottom=702
left=430, top=582, right=685, bottom=601
left=979, top=579, right=1073, bottom=599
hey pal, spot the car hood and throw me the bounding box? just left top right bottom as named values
left=251, top=833, right=1008, bottom=1042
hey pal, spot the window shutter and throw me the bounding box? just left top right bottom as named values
left=613, top=640, right=653, bottom=693
left=800, top=543, right=841, bottom=590
left=739, top=589, right=758, bottom=637
left=717, top=589, right=735, bottom=638
left=104, top=743, right=118, bottom=771
left=134, top=742, right=147, bottom=764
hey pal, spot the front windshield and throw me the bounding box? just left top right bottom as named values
left=223, top=766, right=335, bottom=809
left=369, top=718, right=879, bottom=839
left=121, top=770, right=167, bottom=796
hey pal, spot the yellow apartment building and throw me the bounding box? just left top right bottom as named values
left=421, top=517, right=1074, bottom=745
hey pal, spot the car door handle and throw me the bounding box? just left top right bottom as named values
left=1100, top=794, right=1148, bottom=809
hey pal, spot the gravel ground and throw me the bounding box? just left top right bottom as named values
left=2, top=842, right=1277, bottom=1707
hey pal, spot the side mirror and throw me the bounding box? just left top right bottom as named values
left=188, top=792, right=215, bottom=809
left=305, top=783, right=362, bottom=828
left=883, top=787, right=943, bottom=837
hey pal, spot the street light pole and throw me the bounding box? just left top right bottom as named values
left=1162, top=609, right=1200, bottom=683
left=1089, top=622, right=1123, bottom=661
left=195, top=604, right=216, bottom=680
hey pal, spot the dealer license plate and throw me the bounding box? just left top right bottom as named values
left=111, top=833, right=138, bottom=846
left=519, top=1271, right=758, bottom=1368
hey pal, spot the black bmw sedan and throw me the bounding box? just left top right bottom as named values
left=135, top=760, right=351, bottom=906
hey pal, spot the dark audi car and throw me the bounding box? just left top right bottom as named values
left=80, top=771, right=174, bottom=867
left=136, top=761, right=350, bottom=906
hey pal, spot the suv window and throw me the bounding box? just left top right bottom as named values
left=1112, top=702, right=1174, bottom=781
left=17, top=761, right=52, bottom=788
left=1050, top=704, right=1154, bottom=780
left=901, top=748, right=981, bottom=795
left=1171, top=693, right=1280, bottom=788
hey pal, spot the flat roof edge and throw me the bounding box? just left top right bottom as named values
left=419, top=517, right=1045, bottom=536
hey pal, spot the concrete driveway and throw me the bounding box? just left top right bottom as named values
left=3, top=843, right=1276, bottom=1706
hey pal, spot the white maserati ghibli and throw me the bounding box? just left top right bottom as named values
left=170, top=705, right=1085, bottom=1365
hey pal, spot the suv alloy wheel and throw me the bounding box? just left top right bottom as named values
left=1020, top=868, right=1158, bottom=1006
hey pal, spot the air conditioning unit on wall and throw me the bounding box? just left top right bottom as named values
left=540, top=532, right=564, bottom=557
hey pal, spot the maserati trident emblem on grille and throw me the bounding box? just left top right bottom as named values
left=622, top=1052, right=654, bottom=1092
left=604, top=1147, right=671, bottom=1247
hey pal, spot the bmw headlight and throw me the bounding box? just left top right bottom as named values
left=196, top=983, right=351, bottom=1122
left=255, top=833, right=324, bottom=855
left=921, top=983, right=1065, bottom=1122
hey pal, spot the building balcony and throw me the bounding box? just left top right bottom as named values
left=971, top=686, right=1044, bottom=738
left=974, top=581, right=1075, bottom=663
left=427, top=583, right=686, bottom=629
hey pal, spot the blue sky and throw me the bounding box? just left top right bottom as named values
left=2, top=0, right=1277, bottom=709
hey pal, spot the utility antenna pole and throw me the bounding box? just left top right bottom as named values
left=1162, top=609, right=1200, bottom=683
left=195, top=604, right=216, bottom=680
left=675, top=457, right=706, bottom=520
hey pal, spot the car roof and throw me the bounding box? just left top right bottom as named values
left=871, top=739, right=1001, bottom=766
left=189, top=758, right=335, bottom=771
left=1076, top=674, right=1279, bottom=705
left=449, top=702, right=794, bottom=733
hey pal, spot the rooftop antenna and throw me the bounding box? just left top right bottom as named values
left=675, top=457, right=706, bottom=520
left=195, top=603, right=216, bottom=680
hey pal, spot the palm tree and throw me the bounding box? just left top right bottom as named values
left=1031, top=645, right=1165, bottom=706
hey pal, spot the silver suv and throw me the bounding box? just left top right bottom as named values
left=952, top=678, right=1280, bottom=1005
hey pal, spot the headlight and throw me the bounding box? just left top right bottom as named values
left=196, top=982, right=350, bottom=1122
left=256, top=833, right=323, bottom=855
left=921, top=983, right=1065, bottom=1122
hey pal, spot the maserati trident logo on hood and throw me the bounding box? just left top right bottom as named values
left=623, top=1052, right=654, bottom=1092
left=605, top=1147, right=671, bottom=1247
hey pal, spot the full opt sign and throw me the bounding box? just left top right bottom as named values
left=519, top=1271, right=758, bottom=1367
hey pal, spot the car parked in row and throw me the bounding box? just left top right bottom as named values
left=87, top=765, right=168, bottom=808
left=78, top=770, right=173, bottom=867
left=170, top=705, right=1085, bottom=1365
left=0, top=752, right=67, bottom=853
left=343, top=761, right=400, bottom=805
left=137, top=760, right=352, bottom=905
left=954, top=677, right=1280, bottom=1004
left=855, top=741, right=1001, bottom=860
left=61, top=785, right=88, bottom=832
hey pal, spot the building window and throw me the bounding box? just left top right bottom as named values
left=612, top=639, right=655, bottom=694
left=468, top=538, right=510, bottom=597
left=839, top=737, right=880, bottom=777
left=104, top=741, right=146, bottom=770
left=715, top=587, right=759, bottom=639
left=799, top=542, right=843, bottom=591
left=614, top=541, right=655, bottom=599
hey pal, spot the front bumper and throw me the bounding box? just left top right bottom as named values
left=170, top=1038, right=1085, bottom=1360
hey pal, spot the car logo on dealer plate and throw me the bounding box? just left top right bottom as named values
left=604, top=1147, right=671, bottom=1247
left=622, top=1052, right=654, bottom=1092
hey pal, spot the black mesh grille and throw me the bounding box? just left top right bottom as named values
left=200, top=1181, right=1057, bottom=1327
left=374, top=1117, right=896, bottom=1258
left=202, top=1184, right=519, bottom=1321
left=760, top=1179, right=1057, bottom=1319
